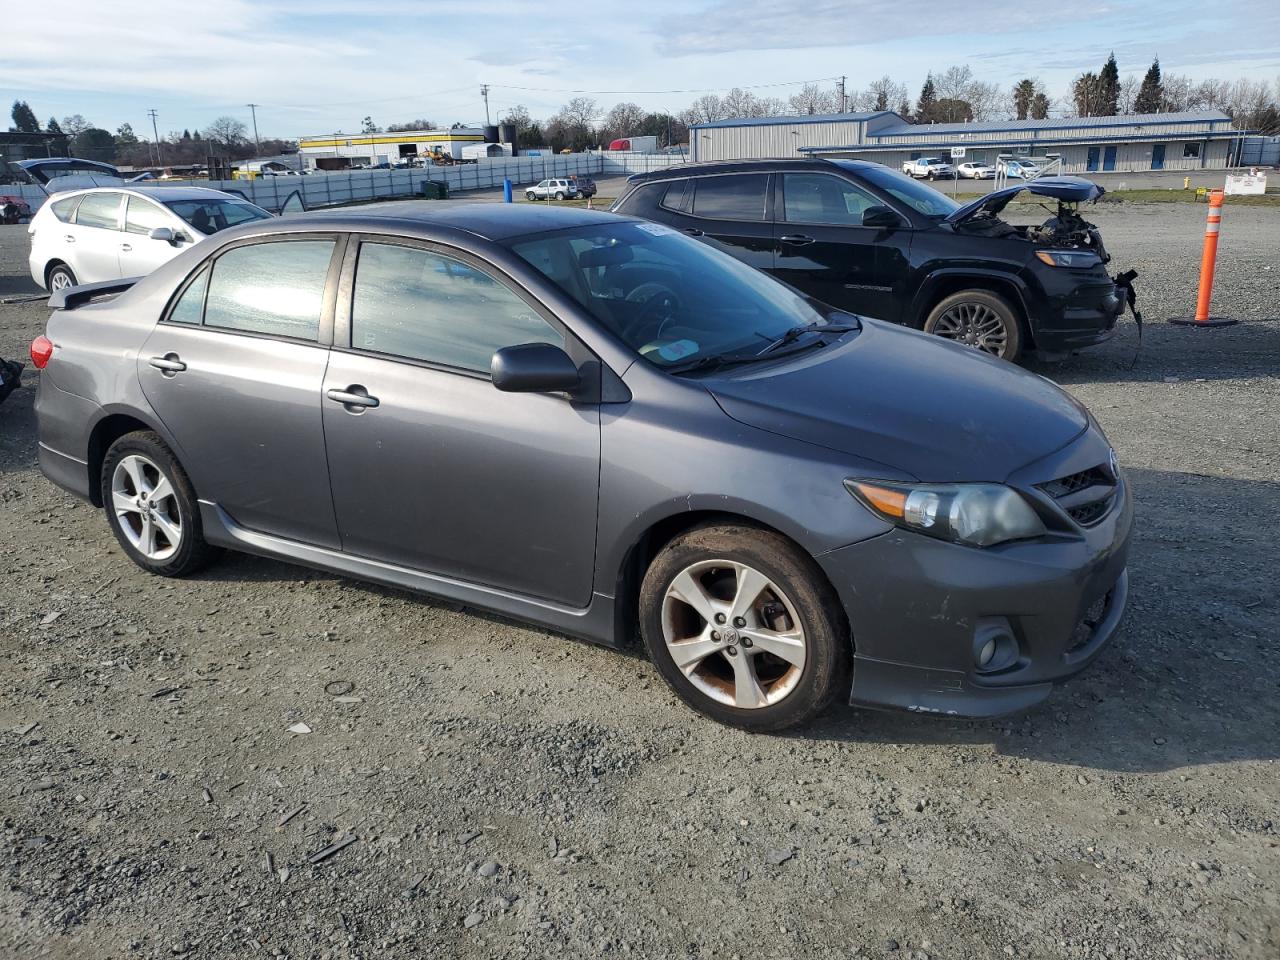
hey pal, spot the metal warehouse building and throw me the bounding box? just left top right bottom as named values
left=298, top=128, right=486, bottom=170
left=690, top=110, right=1243, bottom=173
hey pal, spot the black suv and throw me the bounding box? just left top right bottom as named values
left=569, top=175, right=598, bottom=199
left=611, top=158, right=1127, bottom=361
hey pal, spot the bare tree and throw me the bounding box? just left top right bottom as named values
left=206, top=115, right=248, bottom=147
left=788, top=83, right=838, bottom=115
left=603, top=101, right=646, bottom=140
left=683, top=94, right=727, bottom=124
left=386, top=119, right=436, bottom=132
left=558, top=97, right=600, bottom=129
left=61, top=114, right=92, bottom=136
left=933, top=66, right=975, bottom=103
left=863, top=76, right=909, bottom=113
left=1117, top=74, right=1139, bottom=114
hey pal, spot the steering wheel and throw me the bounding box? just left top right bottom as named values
left=621, top=283, right=682, bottom=342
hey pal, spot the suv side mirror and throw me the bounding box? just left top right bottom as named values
left=148, top=226, right=177, bottom=244
left=862, top=206, right=905, bottom=229
left=491, top=342, right=580, bottom=394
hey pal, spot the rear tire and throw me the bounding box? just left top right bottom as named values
left=526, top=192, right=536, bottom=201
left=640, top=523, right=850, bottom=732
left=924, top=289, right=1023, bottom=362
left=47, top=263, right=77, bottom=292
left=101, top=431, right=217, bottom=578
left=554, top=191, right=566, bottom=200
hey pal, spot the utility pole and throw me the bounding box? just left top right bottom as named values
left=480, top=84, right=491, bottom=127
left=838, top=76, right=847, bottom=113
left=147, top=108, right=164, bottom=167
left=247, top=103, right=261, bottom=155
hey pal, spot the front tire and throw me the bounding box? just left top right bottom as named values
left=923, top=289, right=1023, bottom=362
left=101, top=431, right=217, bottom=578
left=640, top=524, right=850, bottom=732
left=554, top=191, right=566, bottom=200
left=526, top=192, right=536, bottom=201
left=47, top=263, right=77, bottom=293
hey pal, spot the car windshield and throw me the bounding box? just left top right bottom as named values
left=855, top=165, right=960, bottom=219
left=508, top=221, right=833, bottom=370
left=163, top=198, right=271, bottom=234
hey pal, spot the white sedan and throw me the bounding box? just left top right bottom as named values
left=28, top=185, right=272, bottom=291
left=956, top=162, right=994, bottom=179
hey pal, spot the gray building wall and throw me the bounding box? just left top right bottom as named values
left=690, top=113, right=900, bottom=162
left=822, top=138, right=1232, bottom=174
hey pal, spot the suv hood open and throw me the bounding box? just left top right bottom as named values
left=944, top=176, right=1104, bottom=225
left=706, top=320, right=1088, bottom=483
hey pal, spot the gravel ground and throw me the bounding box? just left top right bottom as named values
left=1, top=203, right=1278, bottom=960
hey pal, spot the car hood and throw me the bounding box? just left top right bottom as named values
left=944, top=176, right=1105, bottom=225
left=707, top=320, right=1088, bottom=483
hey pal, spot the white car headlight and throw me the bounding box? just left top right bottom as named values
left=845, top=479, right=1046, bottom=548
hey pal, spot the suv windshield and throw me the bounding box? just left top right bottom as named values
left=163, top=198, right=271, bottom=234
left=508, top=221, right=832, bottom=369
left=852, top=164, right=960, bottom=219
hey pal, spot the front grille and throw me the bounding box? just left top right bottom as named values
left=1038, top=464, right=1117, bottom=528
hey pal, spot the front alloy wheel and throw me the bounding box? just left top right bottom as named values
left=924, top=289, right=1022, bottom=361
left=640, top=524, right=849, bottom=731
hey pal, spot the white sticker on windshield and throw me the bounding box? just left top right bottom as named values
left=657, top=339, right=698, bottom=361
left=636, top=222, right=677, bottom=236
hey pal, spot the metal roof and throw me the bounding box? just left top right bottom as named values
left=866, top=110, right=1232, bottom=139
left=689, top=111, right=892, bottom=130
left=801, top=127, right=1246, bottom=155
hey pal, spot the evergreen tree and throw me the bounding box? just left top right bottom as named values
left=10, top=100, right=40, bottom=133
left=1099, top=52, right=1120, bottom=116
left=182, top=129, right=191, bottom=140
left=1134, top=58, right=1163, bottom=114
left=47, top=117, right=63, bottom=135
left=916, top=75, right=937, bottom=122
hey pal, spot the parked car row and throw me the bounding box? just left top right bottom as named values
left=30, top=188, right=1131, bottom=731
left=901, top=157, right=1043, bottom=180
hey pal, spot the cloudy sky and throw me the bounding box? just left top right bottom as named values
left=5, top=1, right=1278, bottom=138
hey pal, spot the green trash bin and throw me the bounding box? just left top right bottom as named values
left=421, top=180, right=449, bottom=200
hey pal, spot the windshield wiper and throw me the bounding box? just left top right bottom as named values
left=665, top=352, right=768, bottom=375
left=756, top=320, right=859, bottom=356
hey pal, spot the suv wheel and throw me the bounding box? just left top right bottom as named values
left=48, top=263, right=77, bottom=292
left=640, top=523, right=850, bottom=732
left=526, top=191, right=536, bottom=201
left=554, top=191, right=566, bottom=200
left=924, top=289, right=1023, bottom=362
left=101, top=431, right=217, bottom=578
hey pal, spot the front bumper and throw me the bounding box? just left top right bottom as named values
left=818, top=449, right=1133, bottom=718
left=1029, top=267, right=1127, bottom=352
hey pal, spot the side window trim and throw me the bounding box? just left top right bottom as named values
left=158, top=233, right=345, bottom=347
left=334, top=233, right=584, bottom=381
left=160, top=264, right=211, bottom=326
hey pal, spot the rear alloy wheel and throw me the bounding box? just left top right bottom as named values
left=48, top=263, right=77, bottom=293
left=554, top=191, right=566, bottom=200
left=101, top=430, right=217, bottom=578
left=640, top=524, right=849, bottom=731
left=924, top=289, right=1023, bottom=362
left=526, top=192, right=537, bottom=201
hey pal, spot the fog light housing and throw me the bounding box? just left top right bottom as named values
left=973, top=621, right=1020, bottom=674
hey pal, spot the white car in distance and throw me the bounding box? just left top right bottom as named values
left=525, top=178, right=579, bottom=201
left=956, top=162, right=995, bottom=179
left=28, top=186, right=272, bottom=291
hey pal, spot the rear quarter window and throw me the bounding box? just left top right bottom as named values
left=49, top=195, right=84, bottom=223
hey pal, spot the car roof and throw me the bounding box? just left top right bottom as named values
left=60, top=185, right=251, bottom=202
left=276, top=203, right=628, bottom=242
left=624, top=157, right=887, bottom=182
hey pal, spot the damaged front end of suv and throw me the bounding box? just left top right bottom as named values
left=943, top=177, right=1139, bottom=356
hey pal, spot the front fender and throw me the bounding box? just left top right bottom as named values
left=908, top=266, right=1036, bottom=329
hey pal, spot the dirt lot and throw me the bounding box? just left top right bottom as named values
left=1, top=202, right=1278, bottom=960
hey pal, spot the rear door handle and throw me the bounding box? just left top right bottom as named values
left=120, top=243, right=132, bottom=252
left=64, top=235, right=75, bottom=243
left=779, top=234, right=816, bottom=246
left=326, top=385, right=380, bottom=411
left=148, top=354, right=186, bottom=375
left=683, top=227, right=704, bottom=237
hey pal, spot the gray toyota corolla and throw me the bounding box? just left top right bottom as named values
left=31, top=205, right=1131, bottom=731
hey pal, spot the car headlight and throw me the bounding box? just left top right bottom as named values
left=845, top=480, right=1046, bottom=548
left=1035, top=250, right=1101, bottom=268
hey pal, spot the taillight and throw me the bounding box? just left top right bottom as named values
left=30, top=335, right=54, bottom=369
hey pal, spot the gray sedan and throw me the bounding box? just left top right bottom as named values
left=30, top=205, right=1131, bottom=731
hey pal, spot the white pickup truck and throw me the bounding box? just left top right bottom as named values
left=901, top=157, right=954, bottom=179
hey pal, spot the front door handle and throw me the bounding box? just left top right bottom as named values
left=779, top=234, right=816, bottom=246
left=148, top=354, right=186, bottom=376
left=64, top=235, right=75, bottom=243
left=120, top=243, right=132, bottom=252
left=683, top=227, right=704, bottom=237
left=326, top=385, right=380, bottom=411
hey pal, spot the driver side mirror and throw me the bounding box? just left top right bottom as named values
left=148, top=226, right=180, bottom=245
left=862, top=206, right=905, bottom=229
left=491, top=342, right=580, bottom=394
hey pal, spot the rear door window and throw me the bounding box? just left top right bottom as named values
left=350, top=241, right=562, bottom=374
left=74, top=192, right=122, bottom=230
left=690, top=174, right=768, bottom=221
left=204, top=240, right=336, bottom=341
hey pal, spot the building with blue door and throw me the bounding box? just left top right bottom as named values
left=689, top=109, right=1242, bottom=173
